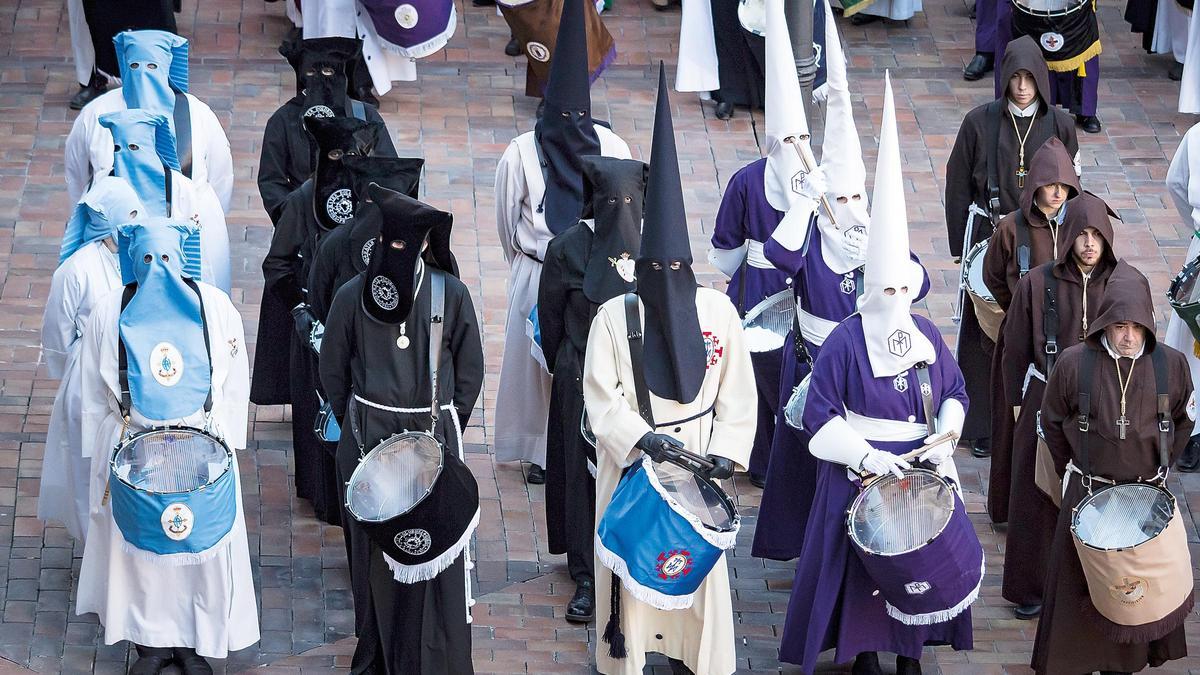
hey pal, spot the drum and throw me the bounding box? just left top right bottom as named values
left=847, top=469, right=984, bottom=625
left=962, top=239, right=1004, bottom=342
left=498, top=0, right=617, bottom=97
left=1010, top=0, right=1101, bottom=72
left=346, top=431, right=480, bottom=583
left=526, top=304, right=548, bottom=372
left=309, top=320, right=325, bottom=354
left=1032, top=411, right=1061, bottom=506
left=313, top=397, right=341, bottom=443
left=108, top=426, right=237, bottom=559
left=742, top=290, right=795, bottom=352
left=358, top=0, right=458, bottom=59
left=738, top=0, right=766, bottom=36
left=597, top=455, right=739, bottom=609
left=1071, top=482, right=1194, bottom=641
left=783, top=374, right=812, bottom=431
left=1168, top=254, right=1200, bottom=344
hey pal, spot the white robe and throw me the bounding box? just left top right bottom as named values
left=67, top=0, right=94, bottom=86
left=493, top=126, right=631, bottom=465
left=39, top=240, right=122, bottom=542
left=300, top=0, right=417, bottom=95
left=583, top=288, right=756, bottom=675
left=859, top=0, right=922, bottom=21
left=75, top=282, right=258, bottom=658
left=1164, top=122, right=1200, bottom=439
left=1154, top=0, right=1191, bottom=63
left=676, top=0, right=720, bottom=92
left=1181, top=4, right=1200, bottom=111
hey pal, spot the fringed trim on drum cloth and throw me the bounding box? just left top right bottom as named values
left=377, top=8, right=458, bottom=60
left=385, top=507, right=480, bottom=584
left=885, top=558, right=986, bottom=626
left=639, top=456, right=741, bottom=551
left=118, top=528, right=235, bottom=567
left=594, top=533, right=697, bottom=611
left=1079, top=589, right=1195, bottom=644
left=1046, top=41, right=1102, bottom=74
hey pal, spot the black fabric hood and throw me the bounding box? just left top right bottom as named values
left=304, top=116, right=388, bottom=231
left=281, top=36, right=360, bottom=116
left=361, top=183, right=454, bottom=324
left=1000, top=35, right=1053, bottom=107
left=581, top=156, right=646, bottom=304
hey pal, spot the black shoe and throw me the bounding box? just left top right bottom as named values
left=473, top=0, right=497, bottom=5
left=565, top=579, right=595, bottom=623
left=896, top=655, right=922, bottom=675
left=852, top=651, right=883, bottom=675
left=963, top=53, right=994, bottom=81
left=1077, top=115, right=1102, bottom=134
left=1014, top=603, right=1042, bottom=619
left=714, top=101, right=734, bottom=120
left=850, top=12, right=881, bottom=24
left=526, top=464, right=545, bottom=484
left=172, top=648, right=213, bottom=675
left=1170, top=61, right=1185, bottom=81
left=130, top=646, right=175, bottom=675
left=69, top=71, right=107, bottom=111
left=749, top=473, right=767, bottom=489
left=505, top=37, right=521, bottom=57
left=971, top=438, right=991, bottom=459
left=1178, top=436, right=1200, bottom=472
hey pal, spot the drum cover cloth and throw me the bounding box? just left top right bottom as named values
left=499, top=0, right=616, bottom=97
left=965, top=240, right=1004, bottom=341
left=1033, top=436, right=1061, bottom=506
left=358, top=0, right=457, bottom=59
left=1010, top=0, right=1102, bottom=73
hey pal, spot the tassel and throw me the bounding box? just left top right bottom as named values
left=1077, top=62, right=1087, bottom=77
left=602, top=570, right=627, bottom=659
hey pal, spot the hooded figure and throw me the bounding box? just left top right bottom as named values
left=319, top=183, right=484, bottom=675
left=1163, top=121, right=1200, bottom=470
left=1033, top=264, right=1193, bottom=674
left=257, top=37, right=397, bottom=225
left=40, top=179, right=144, bottom=542
left=582, top=64, right=756, bottom=675
left=75, top=218, right=257, bottom=671
left=779, top=73, right=972, bottom=674
left=537, top=156, right=645, bottom=624
left=944, top=34, right=1079, bottom=456
left=494, top=1, right=631, bottom=475
left=79, top=0, right=175, bottom=81
left=498, top=0, right=616, bottom=98
left=999, top=191, right=1120, bottom=617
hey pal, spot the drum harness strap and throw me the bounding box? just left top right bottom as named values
left=1043, top=266, right=1060, bottom=374
left=913, top=363, right=938, bottom=437
left=172, top=92, right=192, bottom=179
left=1013, top=210, right=1033, bottom=278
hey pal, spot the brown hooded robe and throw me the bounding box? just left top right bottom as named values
left=982, top=136, right=1080, bottom=523
left=945, top=35, right=1079, bottom=442
left=998, top=193, right=1118, bottom=607
left=1032, top=265, right=1194, bottom=675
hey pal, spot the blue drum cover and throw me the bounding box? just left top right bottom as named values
left=109, top=458, right=237, bottom=558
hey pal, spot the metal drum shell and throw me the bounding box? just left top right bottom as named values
left=109, top=425, right=233, bottom=495
left=1168, top=254, right=1200, bottom=344
left=962, top=239, right=1004, bottom=342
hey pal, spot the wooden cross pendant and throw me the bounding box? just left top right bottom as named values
left=1117, top=415, right=1130, bottom=440
left=1016, top=165, right=1028, bottom=189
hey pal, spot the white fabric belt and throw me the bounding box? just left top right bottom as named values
left=796, top=307, right=837, bottom=347
left=845, top=410, right=929, bottom=442
left=353, top=395, right=455, bottom=416
left=745, top=240, right=776, bottom=270
left=1021, top=363, right=1046, bottom=398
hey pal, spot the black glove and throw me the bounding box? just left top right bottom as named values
left=706, top=455, right=735, bottom=480
left=291, top=303, right=317, bottom=344
left=636, top=432, right=683, bottom=463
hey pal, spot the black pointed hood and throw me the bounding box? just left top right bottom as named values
left=361, top=183, right=455, bottom=324
left=281, top=36, right=360, bottom=117
left=342, top=154, right=426, bottom=274
left=304, top=116, right=387, bottom=231
left=636, top=64, right=707, bottom=404
left=534, top=0, right=602, bottom=235
left=582, top=156, right=646, bottom=304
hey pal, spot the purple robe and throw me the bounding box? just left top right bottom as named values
left=779, top=315, right=972, bottom=672
left=975, top=0, right=998, bottom=54
left=712, top=158, right=790, bottom=478
left=994, top=7, right=1100, bottom=116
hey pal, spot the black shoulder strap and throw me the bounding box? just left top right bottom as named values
left=985, top=100, right=1004, bottom=221
left=164, top=168, right=173, bottom=217
left=173, top=92, right=193, bottom=179
left=1043, top=265, right=1060, bottom=373
left=1015, top=210, right=1031, bottom=278
left=350, top=98, right=366, bottom=121
left=428, top=270, right=445, bottom=425
left=913, top=362, right=937, bottom=436
left=117, top=280, right=213, bottom=418
left=623, top=293, right=655, bottom=427
left=1076, top=346, right=1096, bottom=473
left=1152, top=347, right=1172, bottom=469
left=532, top=136, right=550, bottom=215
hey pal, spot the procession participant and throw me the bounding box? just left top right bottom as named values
left=64, top=30, right=234, bottom=288
left=1179, top=1, right=1200, bottom=111
left=708, top=0, right=808, bottom=488
left=584, top=64, right=755, bottom=675
left=999, top=192, right=1119, bottom=620
left=1033, top=265, right=1194, bottom=675
left=1163, top=121, right=1200, bottom=470
left=494, top=0, right=630, bottom=484
left=78, top=0, right=175, bottom=88
left=944, top=34, right=1078, bottom=459
left=847, top=0, right=922, bottom=25
left=965, top=0, right=997, bottom=80
left=67, top=0, right=105, bottom=109
left=538, top=156, right=645, bottom=624
left=498, top=0, right=616, bottom=99
left=1151, top=0, right=1190, bottom=80
left=39, top=179, right=144, bottom=542
left=707, top=0, right=764, bottom=120
left=779, top=74, right=971, bottom=675
left=319, top=183, right=484, bottom=674
left=76, top=219, right=257, bottom=675
left=299, top=0, right=417, bottom=97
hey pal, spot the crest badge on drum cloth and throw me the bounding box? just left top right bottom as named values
left=161, top=503, right=195, bottom=541
left=151, top=342, right=185, bottom=387
left=396, top=529, right=433, bottom=556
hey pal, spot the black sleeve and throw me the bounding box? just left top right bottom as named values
left=263, top=191, right=308, bottom=309
left=257, top=110, right=296, bottom=226
left=1170, top=350, right=1196, bottom=464
left=448, top=281, right=485, bottom=427
left=367, top=106, right=398, bottom=158
left=537, top=242, right=568, bottom=374
left=1001, top=276, right=1036, bottom=406
left=1039, top=348, right=1075, bottom=477
left=319, top=280, right=357, bottom=419
left=945, top=115, right=978, bottom=260
left=308, top=229, right=342, bottom=323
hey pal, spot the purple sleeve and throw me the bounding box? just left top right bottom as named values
left=712, top=170, right=748, bottom=250
left=763, top=236, right=806, bottom=277
left=801, top=328, right=851, bottom=432
left=912, top=252, right=932, bottom=302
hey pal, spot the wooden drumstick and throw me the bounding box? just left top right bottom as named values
left=783, top=135, right=838, bottom=227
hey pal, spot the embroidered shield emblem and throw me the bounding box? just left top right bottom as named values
left=151, top=342, right=184, bottom=387
left=395, top=529, right=433, bottom=556
left=840, top=274, right=856, bottom=295
left=526, top=41, right=550, bottom=62
left=887, top=329, right=912, bottom=357
left=325, top=188, right=354, bottom=224
left=608, top=252, right=636, bottom=283
left=1039, top=31, right=1065, bottom=52
left=394, top=3, right=419, bottom=28
left=304, top=105, right=335, bottom=118
left=703, top=331, right=724, bottom=368
left=904, top=581, right=931, bottom=595
left=161, top=502, right=195, bottom=541
left=370, top=276, right=400, bottom=310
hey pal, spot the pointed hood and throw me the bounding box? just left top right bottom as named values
left=1086, top=262, right=1156, bottom=350
left=636, top=64, right=707, bottom=404
left=361, top=183, right=454, bottom=324
left=581, top=156, right=646, bottom=304
left=859, top=73, right=936, bottom=378
left=1019, top=137, right=1080, bottom=225
left=534, top=0, right=602, bottom=235
left=763, top=0, right=812, bottom=213
left=60, top=176, right=146, bottom=265
left=280, top=36, right=360, bottom=116
left=114, top=30, right=189, bottom=122
left=98, top=109, right=180, bottom=218
left=303, top=116, right=388, bottom=231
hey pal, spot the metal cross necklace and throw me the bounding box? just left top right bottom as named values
left=1009, top=111, right=1035, bottom=189
left=1114, top=356, right=1135, bottom=440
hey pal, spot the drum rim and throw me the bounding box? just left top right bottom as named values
left=346, top=430, right=445, bottom=523
left=961, top=239, right=997, bottom=303
left=846, top=468, right=957, bottom=557
left=1010, top=0, right=1089, bottom=18
left=737, top=0, right=767, bottom=36
left=741, top=289, right=796, bottom=329
left=1070, top=481, right=1176, bottom=552
left=109, top=425, right=233, bottom=495
left=1167, top=254, right=1200, bottom=311
left=642, top=456, right=740, bottom=535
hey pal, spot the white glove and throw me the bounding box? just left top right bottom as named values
left=841, top=227, right=867, bottom=260
left=860, top=449, right=911, bottom=479
left=794, top=166, right=828, bottom=203
left=917, top=433, right=956, bottom=466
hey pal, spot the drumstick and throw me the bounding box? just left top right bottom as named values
left=783, top=135, right=838, bottom=227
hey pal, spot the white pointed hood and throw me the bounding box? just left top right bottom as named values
left=859, top=72, right=936, bottom=378
left=764, top=0, right=812, bottom=213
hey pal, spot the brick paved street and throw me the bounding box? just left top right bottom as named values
left=3, top=0, right=1200, bottom=672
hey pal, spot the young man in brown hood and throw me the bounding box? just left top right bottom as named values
left=945, top=34, right=1079, bottom=461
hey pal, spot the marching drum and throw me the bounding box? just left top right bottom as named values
left=109, top=427, right=237, bottom=558
left=783, top=374, right=812, bottom=431
left=742, top=290, right=796, bottom=353
left=1009, top=0, right=1101, bottom=72
left=847, top=468, right=984, bottom=625
left=737, top=0, right=767, bottom=36
left=1168, top=254, right=1200, bottom=344
left=962, top=239, right=1004, bottom=342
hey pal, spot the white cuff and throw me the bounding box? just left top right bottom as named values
left=809, top=415, right=874, bottom=468
left=935, top=399, right=966, bottom=439
left=769, top=205, right=816, bottom=252
left=708, top=244, right=748, bottom=278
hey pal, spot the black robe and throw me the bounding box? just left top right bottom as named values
left=261, top=180, right=342, bottom=526
left=709, top=0, right=766, bottom=109
left=319, top=272, right=484, bottom=675
left=308, top=210, right=376, bottom=324
left=81, top=0, right=176, bottom=77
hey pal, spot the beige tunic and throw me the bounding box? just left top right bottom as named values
left=583, top=287, right=756, bottom=675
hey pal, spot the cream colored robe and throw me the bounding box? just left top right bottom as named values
left=583, top=287, right=756, bottom=675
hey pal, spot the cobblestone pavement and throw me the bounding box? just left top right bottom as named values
left=2, top=0, right=1200, bottom=672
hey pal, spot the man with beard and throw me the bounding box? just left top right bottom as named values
left=944, top=34, right=1078, bottom=460
left=494, top=0, right=630, bottom=484
left=319, top=183, right=484, bottom=674
left=584, top=64, right=755, bottom=675
left=1033, top=265, right=1193, bottom=674
left=537, top=156, right=645, bottom=624
left=999, top=192, right=1118, bottom=621
left=1162, top=121, right=1200, bottom=470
